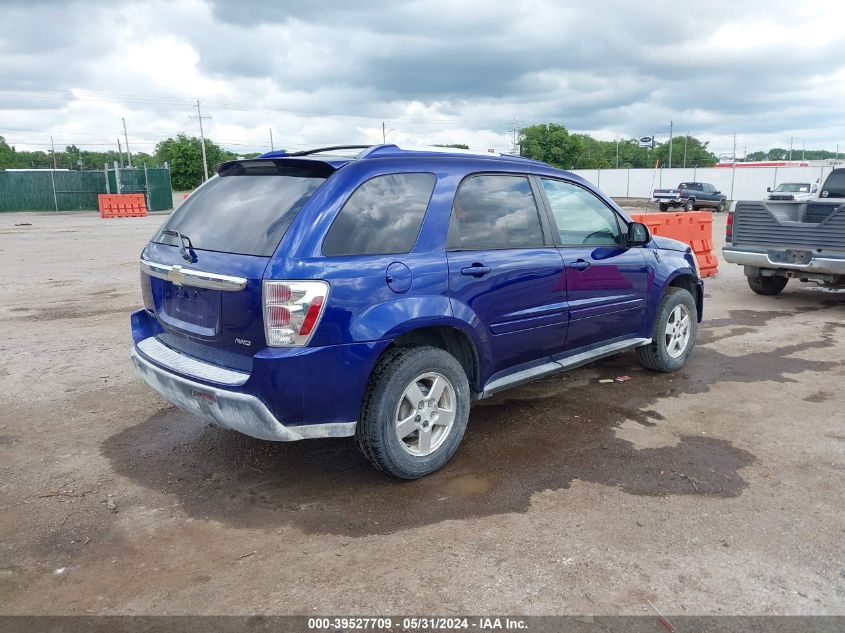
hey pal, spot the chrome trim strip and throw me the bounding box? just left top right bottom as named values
left=140, top=259, right=247, bottom=291
left=481, top=337, right=651, bottom=397
left=137, top=337, right=249, bottom=386
left=722, top=248, right=845, bottom=275
left=131, top=346, right=357, bottom=441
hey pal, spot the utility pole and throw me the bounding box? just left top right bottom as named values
left=117, top=138, right=123, bottom=167
left=50, top=135, right=57, bottom=169
left=191, top=99, right=211, bottom=182
left=122, top=117, right=132, bottom=167
left=730, top=132, right=737, bottom=200
left=668, top=120, right=673, bottom=169
left=615, top=137, right=619, bottom=169
left=382, top=121, right=386, bottom=144
left=683, top=132, right=688, bottom=168
left=508, top=117, right=522, bottom=155
left=269, top=127, right=275, bottom=151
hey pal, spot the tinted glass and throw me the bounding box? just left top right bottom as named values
left=322, top=173, right=436, bottom=256
left=153, top=162, right=327, bottom=257
left=541, top=179, right=623, bottom=246
left=447, top=175, right=543, bottom=250
left=823, top=171, right=845, bottom=197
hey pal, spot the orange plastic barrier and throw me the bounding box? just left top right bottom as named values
left=630, top=211, right=717, bottom=278
left=98, top=194, right=148, bottom=219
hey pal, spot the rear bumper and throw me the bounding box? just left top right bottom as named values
left=130, top=343, right=356, bottom=441
left=722, top=247, right=845, bottom=275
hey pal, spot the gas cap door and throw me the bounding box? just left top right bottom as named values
left=385, top=261, right=412, bottom=294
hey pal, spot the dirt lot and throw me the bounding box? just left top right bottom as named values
left=0, top=209, right=843, bottom=616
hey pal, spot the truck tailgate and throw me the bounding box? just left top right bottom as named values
left=732, top=201, right=845, bottom=251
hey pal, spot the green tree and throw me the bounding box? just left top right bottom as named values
left=154, top=133, right=235, bottom=189
left=432, top=143, right=470, bottom=150
left=652, top=135, right=717, bottom=167
left=0, top=136, right=16, bottom=169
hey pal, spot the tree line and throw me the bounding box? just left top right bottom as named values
left=518, top=123, right=719, bottom=169
left=0, top=134, right=242, bottom=190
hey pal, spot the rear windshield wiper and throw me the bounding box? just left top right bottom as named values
left=162, top=229, right=195, bottom=262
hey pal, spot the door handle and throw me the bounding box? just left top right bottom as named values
left=460, top=264, right=491, bottom=277
left=568, top=259, right=591, bottom=271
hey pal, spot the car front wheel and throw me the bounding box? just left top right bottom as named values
left=356, top=346, right=470, bottom=479
left=636, top=287, right=697, bottom=372
left=683, top=198, right=695, bottom=211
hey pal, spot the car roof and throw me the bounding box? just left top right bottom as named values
left=256, top=143, right=550, bottom=170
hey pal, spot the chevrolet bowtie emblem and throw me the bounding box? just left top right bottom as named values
left=167, top=265, right=185, bottom=286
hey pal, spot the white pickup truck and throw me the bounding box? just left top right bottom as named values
left=766, top=182, right=817, bottom=202
left=723, top=168, right=845, bottom=294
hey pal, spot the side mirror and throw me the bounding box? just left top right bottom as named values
left=714, top=190, right=722, bottom=195
left=766, top=187, right=772, bottom=192
left=627, top=222, right=650, bottom=247
left=811, top=185, right=818, bottom=193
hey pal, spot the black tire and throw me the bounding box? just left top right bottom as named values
left=355, top=346, right=471, bottom=479
left=683, top=198, right=695, bottom=212
left=636, top=287, right=697, bottom=372
left=747, top=274, right=788, bottom=296
left=715, top=199, right=727, bottom=213
left=659, top=203, right=669, bottom=212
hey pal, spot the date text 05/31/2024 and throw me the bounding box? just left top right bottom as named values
left=307, top=617, right=528, bottom=630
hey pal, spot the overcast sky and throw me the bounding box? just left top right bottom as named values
left=2, top=0, right=845, bottom=158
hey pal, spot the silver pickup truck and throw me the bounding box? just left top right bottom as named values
left=723, top=168, right=845, bottom=295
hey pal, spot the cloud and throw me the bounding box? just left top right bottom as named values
left=1, top=0, right=845, bottom=157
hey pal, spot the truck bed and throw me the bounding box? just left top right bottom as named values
left=732, top=200, right=845, bottom=251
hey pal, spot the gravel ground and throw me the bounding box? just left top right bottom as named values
left=0, top=208, right=843, bottom=616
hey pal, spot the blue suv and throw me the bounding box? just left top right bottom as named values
left=130, top=144, right=703, bottom=478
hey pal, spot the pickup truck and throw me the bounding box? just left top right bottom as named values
left=652, top=182, right=728, bottom=212
left=723, top=168, right=845, bottom=295
left=766, top=182, right=817, bottom=202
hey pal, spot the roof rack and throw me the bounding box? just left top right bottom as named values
left=258, top=143, right=541, bottom=164
left=287, top=145, right=372, bottom=157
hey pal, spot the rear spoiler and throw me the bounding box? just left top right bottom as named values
left=214, top=158, right=337, bottom=178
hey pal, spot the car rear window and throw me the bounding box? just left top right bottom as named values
left=823, top=171, right=845, bottom=197
left=152, top=160, right=331, bottom=257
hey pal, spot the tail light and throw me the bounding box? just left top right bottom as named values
left=263, top=280, right=329, bottom=346
left=140, top=271, right=155, bottom=313
left=726, top=211, right=734, bottom=242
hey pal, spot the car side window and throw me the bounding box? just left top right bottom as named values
left=323, top=173, right=436, bottom=256
left=540, top=179, right=624, bottom=246
left=447, top=175, right=544, bottom=250
left=703, top=184, right=715, bottom=193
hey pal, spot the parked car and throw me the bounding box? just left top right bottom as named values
left=130, top=144, right=703, bottom=479
left=724, top=168, right=845, bottom=295
left=766, top=182, right=817, bottom=202
left=652, top=182, right=728, bottom=212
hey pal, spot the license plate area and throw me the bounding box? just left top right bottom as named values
left=160, top=283, right=222, bottom=337
left=770, top=249, right=813, bottom=265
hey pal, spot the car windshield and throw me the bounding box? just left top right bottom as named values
left=152, top=160, right=330, bottom=257
left=775, top=183, right=810, bottom=193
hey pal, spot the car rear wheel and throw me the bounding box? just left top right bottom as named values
left=715, top=199, right=727, bottom=213
left=659, top=203, right=669, bottom=212
left=747, top=273, right=788, bottom=295
left=683, top=198, right=695, bottom=211
left=636, top=287, right=697, bottom=372
left=356, top=346, right=470, bottom=479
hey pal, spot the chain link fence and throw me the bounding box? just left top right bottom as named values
left=0, top=163, right=173, bottom=212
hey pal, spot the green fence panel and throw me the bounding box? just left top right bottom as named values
left=0, top=167, right=172, bottom=212
left=52, top=171, right=107, bottom=211
left=0, top=171, right=57, bottom=211
left=146, top=168, right=173, bottom=211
